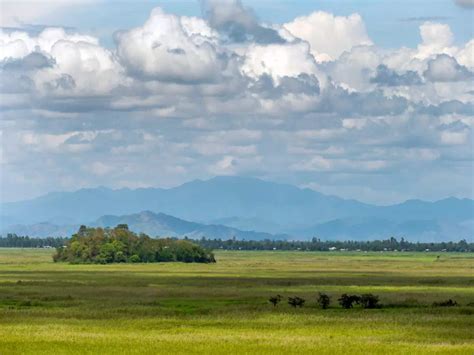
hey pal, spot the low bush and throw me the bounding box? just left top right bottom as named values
left=338, top=294, right=360, bottom=309
left=359, top=294, right=380, bottom=309
left=317, top=292, right=331, bottom=309
left=433, top=299, right=458, bottom=307
left=269, top=295, right=282, bottom=307
left=288, top=296, right=305, bottom=308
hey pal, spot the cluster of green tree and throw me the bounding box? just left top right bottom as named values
left=0, top=234, right=68, bottom=248
left=270, top=292, right=380, bottom=309
left=196, top=237, right=473, bottom=252
left=53, top=225, right=215, bottom=264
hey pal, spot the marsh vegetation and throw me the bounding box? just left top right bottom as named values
left=0, top=249, right=473, bottom=354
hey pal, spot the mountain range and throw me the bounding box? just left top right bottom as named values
left=1, top=176, right=473, bottom=241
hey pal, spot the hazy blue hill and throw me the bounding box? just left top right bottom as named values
left=378, top=197, right=474, bottom=222
left=1, top=187, right=158, bottom=225
left=2, top=222, right=79, bottom=237
left=296, top=217, right=472, bottom=242
left=161, top=176, right=373, bottom=225
left=209, top=216, right=284, bottom=234
left=1, top=176, right=473, bottom=241
left=93, top=211, right=202, bottom=236
left=93, top=210, right=283, bottom=240
left=2, top=211, right=282, bottom=240
left=1, top=176, right=373, bottom=227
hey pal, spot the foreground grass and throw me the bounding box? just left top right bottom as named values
left=0, top=249, right=473, bottom=354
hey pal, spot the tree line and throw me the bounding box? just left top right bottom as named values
left=1, top=234, right=472, bottom=252
left=0, top=234, right=68, bottom=248
left=195, top=237, right=473, bottom=252
left=53, top=225, right=215, bottom=264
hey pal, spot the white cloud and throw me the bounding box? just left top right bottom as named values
left=241, top=41, right=327, bottom=88
left=89, top=161, right=113, bottom=176
left=284, top=11, right=372, bottom=62
left=456, top=40, right=474, bottom=69
left=440, top=130, right=469, bottom=145
left=210, top=155, right=237, bottom=175
left=0, top=28, right=125, bottom=95
left=291, top=155, right=388, bottom=173
left=0, top=28, right=98, bottom=61
left=416, top=22, right=455, bottom=59
left=116, top=7, right=221, bottom=83
left=0, top=0, right=96, bottom=27
left=424, top=54, right=472, bottom=82
left=0, top=5, right=473, bottom=204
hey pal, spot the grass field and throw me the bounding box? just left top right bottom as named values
left=0, top=248, right=473, bottom=354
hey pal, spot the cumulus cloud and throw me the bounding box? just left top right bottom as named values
left=457, top=40, right=474, bottom=69
left=284, top=11, right=372, bottom=62
left=1, top=52, right=55, bottom=71
left=241, top=41, right=321, bottom=82
left=416, top=22, right=455, bottom=59
left=249, top=73, right=320, bottom=99
left=202, top=0, right=284, bottom=43
left=371, top=65, right=423, bottom=86
left=0, top=4, right=473, bottom=204
left=424, top=54, right=473, bottom=82
left=115, top=8, right=222, bottom=83
left=0, top=28, right=125, bottom=97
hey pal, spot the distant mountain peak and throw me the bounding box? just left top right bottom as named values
left=2, top=176, right=472, bottom=242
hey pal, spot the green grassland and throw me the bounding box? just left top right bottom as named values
left=0, top=248, right=473, bottom=354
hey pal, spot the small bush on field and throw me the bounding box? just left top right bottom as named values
left=317, top=293, right=331, bottom=309
left=288, top=296, right=305, bottom=308
left=359, top=294, right=380, bottom=309
left=338, top=294, right=360, bottom=309
left=433, top=299, right=458, bottom=307
left=269, top=295, right=282, bottom=307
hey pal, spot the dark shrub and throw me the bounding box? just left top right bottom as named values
left=338, top=294, right=360, bottom=309
left=288, top=296, right=305, bottom=308
left=433, top=299, right=458, bottom=307
left=269, top=295, right=282, bottom=307
left=359, top=294, right=380, bottom=309
left=317, top=292, right=331, bottom=309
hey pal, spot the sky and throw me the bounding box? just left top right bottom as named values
left=0, top=0, right=473, bottom=204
